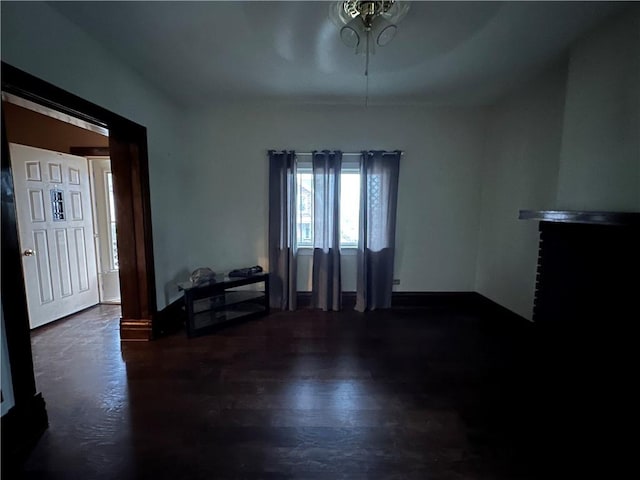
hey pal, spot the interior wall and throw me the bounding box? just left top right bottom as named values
left=3, top=102, right=108, bottom=153
left=4, top=2, right=634, bottom=317
left=1, top=1, right=187, bottom=310
left=475, top=64, right=568, bottom=320
left=475, top=5, right=639, bottom=321
left=178, top=104, right=486, bottom=303
left=556, top=6, right=640, bottom=211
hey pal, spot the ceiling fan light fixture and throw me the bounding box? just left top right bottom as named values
left=330, top=1, right=409, bottom=53
left=329, top=1, right=410, bottom=105
left=330, top=1, right=409, bottom=40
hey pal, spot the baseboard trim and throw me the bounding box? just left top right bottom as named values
left=152, top=297, right=185, bottom=338
left=155, top=291, right=527, bottom=326
left=296, top=292, right=356, bottom=309
left=392, top=291, right=478, bottom=308
left=295, top=291, right=530, bottom=324
left=1, top=393, right=48, bottom=475
left=296, top=291, right=479, bottom=309
left=471, top=293, right=531, bottom=325
left=120, top=318, right=153, bottom=341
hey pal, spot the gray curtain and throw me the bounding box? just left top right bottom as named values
left=268, top=150, right=297, bottom=310
left=311, top=150, right=342, bottom=311
left=355, top=150, right=401, bottom=312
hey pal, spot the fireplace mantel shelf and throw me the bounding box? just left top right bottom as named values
left=519, top=210, right=640, bottom=226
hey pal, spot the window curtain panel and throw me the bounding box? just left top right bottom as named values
left=268, top=150, right=297, bottom=310
left=311, top=150, right=342, bottom=311
left=355, top=150, right=401, bottom=312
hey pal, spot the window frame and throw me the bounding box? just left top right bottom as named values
left=295, top=162, right=314, bottom=249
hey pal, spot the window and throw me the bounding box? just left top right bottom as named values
left=295, top=161, right=361, bottom=248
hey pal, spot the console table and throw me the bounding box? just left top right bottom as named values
left=178, top=272, right=270, bottom=337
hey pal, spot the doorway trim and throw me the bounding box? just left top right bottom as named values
left=1, top=62, right=157, bottom=341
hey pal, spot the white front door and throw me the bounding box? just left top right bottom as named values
left=88, top=157, right=121, bottom=303
left=10, top=143, right=99, bottom=328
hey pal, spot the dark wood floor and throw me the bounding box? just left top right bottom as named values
left=21, top=304, right=556, bottom=479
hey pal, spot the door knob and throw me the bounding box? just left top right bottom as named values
left=23, top=249, right=36, bottom=257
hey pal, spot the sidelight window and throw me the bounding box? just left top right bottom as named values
left=105, top=173, right=119, bottom=270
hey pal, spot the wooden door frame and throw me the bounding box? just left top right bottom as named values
left=1, top=62, right=157, bottom=342
left=1, top=62, right=158, bottom=470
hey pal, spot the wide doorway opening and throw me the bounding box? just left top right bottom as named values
left=3, top=93, right=121, bottom=329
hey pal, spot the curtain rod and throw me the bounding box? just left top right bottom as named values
left=294, top=151, right=403, bottom=156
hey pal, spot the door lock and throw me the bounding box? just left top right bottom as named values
left=23, top=249, right=36, bottom=257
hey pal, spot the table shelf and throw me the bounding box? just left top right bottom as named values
left=179, top=273, right=270, bottom=337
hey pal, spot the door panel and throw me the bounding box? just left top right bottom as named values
left=33, top=229, right=54, bottom=304
left=28, top=189, right=46, bottom=221
left=70, top=191, right=83, bottom=220
left=10, top=143, right=99, bottom=328
left=53, top=228, right=72, bottom=297
left=73, top=227, right=90, bottom=292
left=48, top=163, right=62, bottom=183
left=25, top=161, right=41, bottom=181
left=69, top=168, right=80, bottom=185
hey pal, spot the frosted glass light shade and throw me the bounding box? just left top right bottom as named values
left=375, top=22, right=397, bottom=46
left=340, top=21, right=361, bottom=48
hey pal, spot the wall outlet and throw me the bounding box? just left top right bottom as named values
left=392, top=279, right=400, bottom=285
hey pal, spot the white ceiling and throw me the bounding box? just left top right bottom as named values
left=49, top=1, right=624, bottom=107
